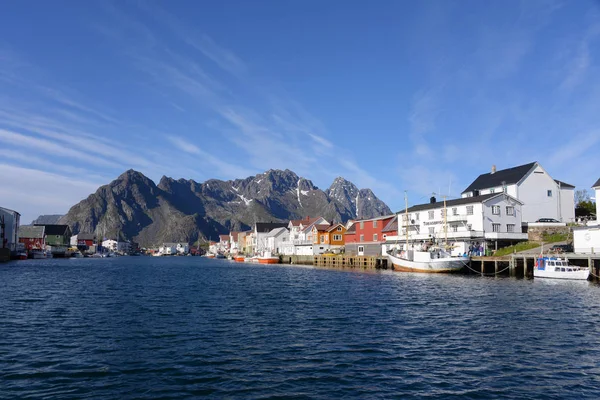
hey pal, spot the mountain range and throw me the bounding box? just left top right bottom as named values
left=57, top=169, right=392, bottom=246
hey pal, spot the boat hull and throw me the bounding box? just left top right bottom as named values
left=534, top=270, right=589, bottom=280
left=258, top=257, right=279, bottom=264
left=387, top=253, right=466, bottom=273
left=234, top=256, right=245, bottom=262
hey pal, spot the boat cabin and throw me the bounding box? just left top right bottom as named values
left=535, top=257, right=583, bottom=272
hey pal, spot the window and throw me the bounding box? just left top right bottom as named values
left=452, top=226, right=458, bottom=232
left=507, top=224, right=515, bottom=233
left=492, top=223, right=500, bottom=232
left=429, top=227, right=435, bottom=234
left=415, top=213, right=419, bottom=221
left=452, top=207, right=458, bottom=216
left=441, top=209, right=446, bottom=218
left=333, top=234, right=342, bottom=241
left=360, top=221, right=364, bottom=229
left=428, top=211, right=434, bottom=220
left=382, top=234, right=387, bottom=239
left=358, top=246, right=364, bottom=253
left=490, top=188, right=495, bottom=193
left=337, top=227, right=342, bottom=231
left=360, top=234, right=364, bottom=242
left=506, top=206, right=514, bottom=216
left=467, top=206, right=473, bottom=215
left=373, top=234, right=378, bottom=241
left=492, top=205, right=500, bottom=215
left=467, top=224, right=472, bottom=231
left=373, top=220, right=378, bottom=228
left=320, top=235, right=325, bottom=242
left=547, top=190, right=552, bottom=197
left=503, top=186, right=507, bottom=193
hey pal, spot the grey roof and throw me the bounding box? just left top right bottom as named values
left=555, top=179, right=575, bottom=189
left=19, top=225, right=45, bottom=239
left=255, top=222, right=288, bottom=233
left=462, top=162, right=537, bottom=194
left=397, top=193, right=517, bottom=214
left=266, top=227, right=288, bottom=237
left=345, top=224, right=356, bottom=234
left=382, top=215, right=399, bottom=233
left=593, top=178, right=600, bottom=188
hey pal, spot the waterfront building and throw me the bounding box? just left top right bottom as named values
left=264, top=227, right=289, bottom=254
left=35, top=224, right=71, bottom=256
left=218, top=235, right=230, bottom=253
left=344, top=215, right=396, bottom=256
left=461, top=162, right=575, bottom=224
left=572, top=178, right=600, bottom=253
left=253, top=222, right=288, bottom=254
left=159, top=242, right=188, bottom=255
left=70, top=233, right=96, bottom=248
left=0, top=207, right=21, bottom=255
left=229, top=231, right=241, bottom=254
left=383, top=194, right=527, bottom=256
left=19, top=225, right=45, bottom=252
left=279, top=216, right=328, bottom=255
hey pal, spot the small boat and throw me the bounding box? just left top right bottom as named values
left=234, top=255, right=246, bottom=262
left=204, top=253, right=215, bottom=258
left=17, top=252, right=27, bottom=260
left=215, top=253, right=225, bottom=259
left=30, top=250, right=46, bottom=259
left=258, top=251, right=280, bottom=264
left=534, top=257, right=589, bottom=280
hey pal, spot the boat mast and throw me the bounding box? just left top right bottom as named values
left=405, top=191, right=409, bottom=250
left=443, top=195, right=448, bottom=248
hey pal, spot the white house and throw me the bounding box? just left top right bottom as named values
left=253, top=222, right=288, bottom=254
left=160, top=242, right=189, bottom=255
left=229, top=231, right=241, bottom=254
left=279, top=216, right=329, bottom=255
left=0, top=206, right=20, bottom=253
left=102, top=239, right=118, bottom=252
left=383, top=194, right=527, bottom=256
left=265, top=227, right=289, bottom=254
left=572, top=178, right=600, bottom=254
left=461, top=162, right=575, bottom=223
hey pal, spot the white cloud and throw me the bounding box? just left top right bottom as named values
left=0, top=129, right=120, bottom=168
left=0, top=164, right=103, bottom=224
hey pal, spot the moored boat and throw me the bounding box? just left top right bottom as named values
left=534, top=257, right=589, bottom=280
left=257, top=251, right=279, bottom=264
left=17, top=252, right=27, bottom=260
left=30, top=249, right=46, bottom=259
left=387, top=192, right=467, bottom=273
left=234, top=255, right=245, bottom=262
left=387, top=247, right=466, bottom=273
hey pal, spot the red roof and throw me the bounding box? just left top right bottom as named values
left=290, top=216, right=322, bottom=227
left=313, top=224, right=331, bottom=232
left=219, top=234, right=229, bottom=241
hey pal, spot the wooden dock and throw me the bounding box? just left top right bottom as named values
left=279, top=253, right=600, bottom=280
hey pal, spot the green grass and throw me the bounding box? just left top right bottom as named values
left=493, top=242, right=541, bottom=257
left=541, top=232, right=569, bottom=243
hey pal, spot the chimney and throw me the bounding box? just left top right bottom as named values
left=430, top=196, right=436, bottom=204
left=306, top=216, right=310, bottom=221
left=491, top=165, right=497, bottom=174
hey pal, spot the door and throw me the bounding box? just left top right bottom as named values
left=358, top=245, right=364, bottom=256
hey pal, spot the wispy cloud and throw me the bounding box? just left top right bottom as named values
left=0, top=164, right=104, bottom=224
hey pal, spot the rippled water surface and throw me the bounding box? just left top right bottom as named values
left=2, top=257, right=600, bottom=399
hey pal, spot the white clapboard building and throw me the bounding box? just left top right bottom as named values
left=461, top=162, right=575, bottom=224
left=383, top=194, right=527, bottom=256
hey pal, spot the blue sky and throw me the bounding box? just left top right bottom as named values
left=1, top=0, right=599, bottom=224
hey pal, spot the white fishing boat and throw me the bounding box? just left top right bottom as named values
left=534, top=256, right=589, bottom=280
left=387, top=192, right=467, bottom=273
left=30, top=249, right=46, bottom=259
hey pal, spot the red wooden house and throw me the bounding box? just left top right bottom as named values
left=19, top=225, right=46, bottom=250
left=344, top=215, right=395, bottom=256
